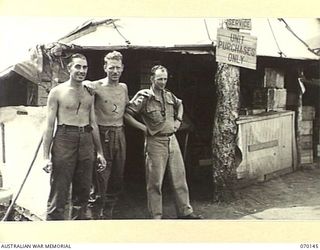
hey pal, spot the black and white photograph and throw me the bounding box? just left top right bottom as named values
left=0, top=12, right=320, bottom=245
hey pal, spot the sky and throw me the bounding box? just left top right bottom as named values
left=0, top=16, right=90, bottom=70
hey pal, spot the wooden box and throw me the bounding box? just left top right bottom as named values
left=300, top=149, right=313, bottom=164
left=253, top=88, right=287, bottom=111
left=302, top=106, right=315, bottom=121
left=263, top=68, right=285, bottom=89
left=236, top=111, right=295, bottom=181
left=140, top=60, right=160, bottom=89
left=300, top=135, right=313, bottom=149
left=299, top=120, right=313, bottom=135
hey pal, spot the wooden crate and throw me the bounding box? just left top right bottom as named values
left=299, top=120, right=313, bottom=135
left=300, top=135, right=313, bottom=149
left=253, top=88, right=287, bottom=111
left=300, top=149, right=313, bottom=164
left=236, top=111, right=295, bottom=180
left=140, top=60, right=160, bottom=89
left=302, top=106, right=315, bottom=121
left=140, top=60, right=160, bottom=73
left=263, top=68, right=285, bottom=89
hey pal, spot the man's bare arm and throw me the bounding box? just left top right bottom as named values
left=174, top=102, right=183, bottom=132
left=124, top=111, right=148, bottom=135
left=43, top=90, right=58, bottom=159
left=83, top=80, right=99, bottom=95
left=89, top=99, right=107, bottom=167
left=42, top=89, right=58, bottom=172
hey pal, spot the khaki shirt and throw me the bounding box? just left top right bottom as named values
left=127, top=88, right=182, bottom=136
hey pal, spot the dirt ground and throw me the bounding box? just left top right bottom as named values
left=1, top=162, right=320, bottom=221
left=109, top=162, right=320, bottom=220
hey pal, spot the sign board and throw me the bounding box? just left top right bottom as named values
left=226, top=19, right=252, bottom=30
left=216, top=28, right=257, bottom=70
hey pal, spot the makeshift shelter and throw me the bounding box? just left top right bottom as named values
left=0, top=18, right=319, bottom=220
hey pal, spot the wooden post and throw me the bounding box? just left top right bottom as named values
left=212, top=18, right=256, bottom=202
left=296, top=74, right=309, bottom=169
left=1, top=122, right=5, bottom=164
left=212, top=20, right=242, bottom=202
left=296, top=88, right=303, bottom=169
left=212, top=62, right=240, bottom=202
left=0, top=122, right=4, bottom=188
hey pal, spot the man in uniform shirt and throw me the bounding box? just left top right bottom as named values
left=125, top=65, right=202, bottom=219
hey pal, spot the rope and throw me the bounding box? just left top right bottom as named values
left=203, top=19, right=214, bottom=44
left=278, top=18, right=319, bottom=56
left=267, top=18, right=286, bottom=57
left=112, top=22, right=131, bottom=45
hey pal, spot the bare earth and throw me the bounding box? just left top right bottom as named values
left=1, top=164, right=320, bottom=221
left=111, top=163, right=320, bottom=220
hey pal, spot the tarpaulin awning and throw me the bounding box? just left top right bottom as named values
left=59, top=18, right=320, bottom=60
left=1, top=18, right=319, bottom=85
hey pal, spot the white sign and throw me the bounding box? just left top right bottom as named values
left=226, top=19, right=252, bottom=30
left=216, top=28, right=257, bottom=70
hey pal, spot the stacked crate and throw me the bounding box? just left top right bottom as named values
left=252, top=68, right=287, bottom=112
left=299, top=106, right=315, bottom=165
left=140, top=60, right=160, bottom=89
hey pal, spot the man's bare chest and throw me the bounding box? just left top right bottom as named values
left=96, top=88, right=127, bottom=106
left=59, top=90, right=92, bottom=111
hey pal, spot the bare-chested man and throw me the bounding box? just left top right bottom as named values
left=43, top=53, right=106, bottom=220
left=86, top=51, right=129, bottom=219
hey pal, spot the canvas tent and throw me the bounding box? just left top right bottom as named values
left=59, top=18, right=319, bottom=59
left=1, top=18, right=319, bottom=98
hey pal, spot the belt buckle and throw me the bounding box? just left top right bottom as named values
left=79, top=126, right=85, bottom=133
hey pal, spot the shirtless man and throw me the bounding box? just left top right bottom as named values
left=43, top=53, right=106, bottom=220
left=86, top=51, right=129, bottom=219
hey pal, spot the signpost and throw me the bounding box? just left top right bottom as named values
left=216, top=28, right=257, bottom=70
left=226, top=18, right=252, bottom=30
left=212, top=18, right=257, bottom=202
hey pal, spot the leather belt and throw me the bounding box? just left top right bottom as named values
left=58, top=124, right=92, bottom=133
left=154, top=133, right=174, bottom=137
left=98, top=125, right=124, bottom=130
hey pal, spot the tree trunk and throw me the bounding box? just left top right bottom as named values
left=212, top=63, right=240, bottom=202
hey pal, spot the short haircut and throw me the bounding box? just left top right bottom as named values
left=151, top=65, right=167, bottom=77
left=68, top=53, right=87, bottom=64
left=104, top=51, right=123, bottom=63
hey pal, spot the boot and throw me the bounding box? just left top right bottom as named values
left=71, top=205, right=89, bottom=220
left=102, top=203, right=115, bottom=219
